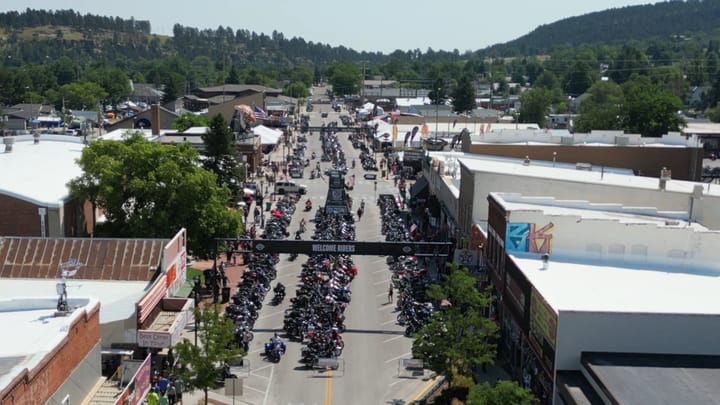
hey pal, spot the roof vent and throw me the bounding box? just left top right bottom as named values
left=3, top=136, right=14, bottom=153
left=33, top=132, right=40, bottom=144
left=523, top=156, right=531, bottom=166
left=659, top=167, right=671, bottom=191
left=664, top=220, right=680, bottom=226
left=540, top=253, right=550, bottom=270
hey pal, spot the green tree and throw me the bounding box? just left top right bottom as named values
left=707, top=102, right=720, bottom=122
left=85, top=67, right=132, bottom=106
left=466, top=380, right=536, bottom=405
left=67, top=132, right=241, bottom=257
left=174, top=305, right=243, bottom=405
left=202, top=114, right=242, bottom=199
left=412, top=265, right=498, bottom=385
left=621, top=75, right=685, bottom=137
left=284, top=81, right=309, bottom=99
left=53, top=81, right=107, bottom=110
left=574, top=81, right=624, bottom=133
left=452, top=74, right=477, bottom=115
left=609, top=44, right=649, bottom=84
left=518, top=88, right=552, bottom=127
left=173, top=113, right=209, bottom=132
left=328, top=61, right=361, bottom=96
left=563, top=60, right=596, bottom=96
left=428, top=78, right=448, bottom=106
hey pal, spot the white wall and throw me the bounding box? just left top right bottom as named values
left=506, top=210, right=720, bottom=271
left=472, top=172, right=720, bottom=229
left=555, top=311, right=720, bottom=370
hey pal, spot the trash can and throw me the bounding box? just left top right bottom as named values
left=265, top=201, right=272, bottom=211
left=381, top=170, right=386, bottom=178
left=221, top=287, right=231, bottom=303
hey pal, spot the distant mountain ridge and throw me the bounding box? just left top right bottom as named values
left=482, top=0, right=720, bottom=56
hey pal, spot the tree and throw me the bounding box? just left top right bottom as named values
left=67, top=132, right=242, bottom=257
left=452, top=74, right=477, bottom=115
left=609, top=44, right=649, bottom=84
left=518, top=88, right=552, bottom=127
left=202, top=114, right=242, bottom=201
left=620, top=75, right=685, bottom=137
left=174, top=305, right=243, bottom=405
left=328, top=61, right=361, bottom=96
left=173, top=113, right=209, bottom=132
left=412, top=265, right=498, bottom=385
left=466, top=381, right=536, bottom=405
left=428, top=77, right=447, bottom=106
left=573, top=81, right=624, bottom=133
left=284, top=81, right=309, bottom=99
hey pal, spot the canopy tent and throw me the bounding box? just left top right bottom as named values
left=252, top=125, right=283, bottom=145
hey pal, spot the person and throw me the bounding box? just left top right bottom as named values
left=166, top=384, right=177, bottom=405
left=387, top=283, right=394, bottom=304
left=157, top=374, right=169, bottom=394
left=146, top=387, right=160, bottom=405
left=173, top=377, right=184, bottom=404
left=159, top=391, right=169, bottom=405
left=357, top=207, right=363, bottom=220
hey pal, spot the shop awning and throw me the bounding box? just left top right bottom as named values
left=410, top=176, right=429, bottom=199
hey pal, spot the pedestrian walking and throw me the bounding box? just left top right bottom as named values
left=357, top=207, right=363, bottom=220
left=166, top=384, right=177, bottom=405
left=387, top=283, right=393, bottom=304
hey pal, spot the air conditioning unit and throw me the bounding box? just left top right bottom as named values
left=615, top=136, right=629, bottom=146
left=576, top=162, right=592, bottom=171
left=560, top=137, right=574, bottom=145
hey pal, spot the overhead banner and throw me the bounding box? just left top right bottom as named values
left=233, top=239, right=452, bottom=257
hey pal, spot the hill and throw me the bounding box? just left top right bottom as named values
left=481, top=0, right=720, bottom=57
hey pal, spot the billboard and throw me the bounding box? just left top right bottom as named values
left=528, top=287, right=557, bottom=372
left=163, top=228, right=187, bottom=296
left=114, top=353, right=151, bottom=405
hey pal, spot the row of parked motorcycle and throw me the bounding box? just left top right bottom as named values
left=224, top=195, right=298, bottom=363
left=378, top=195, right=436, bottom=337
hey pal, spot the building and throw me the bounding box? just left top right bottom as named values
left=483, top=192, right=720, bottom=403
left=456, top=153, right=720, bottom=241
left=0, top=134, right=88, bottom=237
left=0, top=230, right=192, bottom=403
left=461, top=129, right=704, bottom=181
left=0, top=296, right=101, bottom=405
left=104, top=104, right=179, bottom=133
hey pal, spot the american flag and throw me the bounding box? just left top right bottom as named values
left=253, top=105, right=268, bottom=120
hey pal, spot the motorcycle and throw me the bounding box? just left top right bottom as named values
left=305, top=200, right=313, bottom=212
left=311, top=152, right=316, bottom=160
left=264, top=340, right=287, bottom=363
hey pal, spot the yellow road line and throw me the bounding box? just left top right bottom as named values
left=410, top=376, right=440, bottom=403
left=324, top=370, right=333, bottom=405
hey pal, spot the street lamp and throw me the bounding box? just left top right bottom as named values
left=193, top=275, right=201, bottom=347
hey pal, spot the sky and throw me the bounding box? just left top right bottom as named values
left=1, top=0, right=655, bottom=54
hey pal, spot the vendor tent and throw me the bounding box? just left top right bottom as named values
left=252, top=125, right=283, bottom=145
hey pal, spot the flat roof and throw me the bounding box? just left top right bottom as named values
left=582, top=352, right=720, bottom=405
left=0, top=279, right=147, bottom=323
left=460, top=156, right=720, bottom=197
left=0, top=297, right=100, bottom=393
left=0, top=135, right=84, bottom=207
left=497, top=194, right=701, bottom=230
left=512, top=254, right=720, bottom=314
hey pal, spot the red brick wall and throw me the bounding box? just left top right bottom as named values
left=0, top=194, right=43, bottom=237
left=0, top=304, right=100, bottom=405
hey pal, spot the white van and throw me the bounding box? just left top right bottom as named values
left=274, top=181, right=307, bottom=195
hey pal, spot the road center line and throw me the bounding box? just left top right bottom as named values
left=324, top=370, right=333, bottom=405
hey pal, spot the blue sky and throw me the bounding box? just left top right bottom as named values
left=2, top=0, right=654, bottom=53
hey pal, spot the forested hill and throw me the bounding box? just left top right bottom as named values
left=482, top=0, right=720, bottom=57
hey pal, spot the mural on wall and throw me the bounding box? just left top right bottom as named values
left=506, top=222, right=554, bottom=254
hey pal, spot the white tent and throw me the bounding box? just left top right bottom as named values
left=253, top=125, right=283, bottom=145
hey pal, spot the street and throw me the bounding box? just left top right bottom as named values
left=234, top=105, right=434, bottom=405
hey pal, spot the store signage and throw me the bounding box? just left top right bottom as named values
left=529, top=287, right=557, bottom=372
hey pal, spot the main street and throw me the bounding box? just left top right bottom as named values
left=236, top=104, right=435, bottom=405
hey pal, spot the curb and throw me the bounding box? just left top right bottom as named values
left=408, top=375, right=445, bottom=405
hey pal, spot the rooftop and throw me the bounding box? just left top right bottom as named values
left=459, top=155, right=720, bottom=197
left=511, top=254, right=720, bottom=315
left=580, top=352, right=720, bottom=405
left=0, top=297, right=100, bottom=394
left=0, top=279, right=147, bottom=323
left=0, top=135, right=85, bottom=207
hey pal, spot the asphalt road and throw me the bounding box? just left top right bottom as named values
left=236, top=110, right=434, bottom=405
